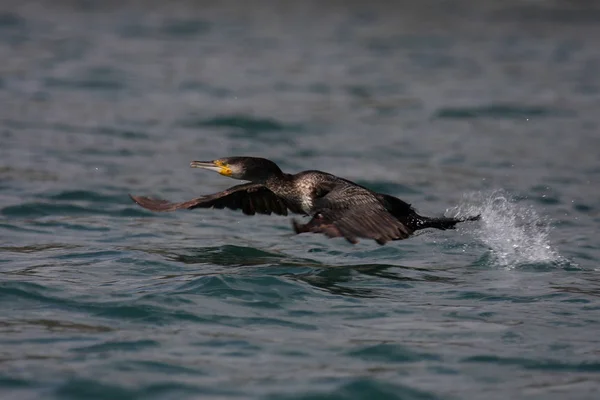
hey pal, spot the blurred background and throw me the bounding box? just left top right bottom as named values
left=1, top=1, right=599, bottom=399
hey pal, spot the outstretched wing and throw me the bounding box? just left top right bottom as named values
left=292, top=185, right=414, bottom=244
left=130, top=183, right=301, bottom=216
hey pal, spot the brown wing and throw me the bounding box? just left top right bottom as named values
left=292, top=184, right=413, bottom=245
left=130, top=183, right=299, bottom=216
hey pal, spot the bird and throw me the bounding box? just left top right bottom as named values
left=129, top=156, right=480, bottom=245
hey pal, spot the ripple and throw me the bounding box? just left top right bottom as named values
left=46, top=190, right=124, bottom=203
left=462, top=355, right=600, bottom=372
left=119, top=19, right=211, bottom=39
left=178, top=81, right=232, bottom=97
left=0, top=282, right=62, bottom=308
left=0, top=12, right=25, bottom=29
left=433, top=104, right=572, bottom=119
left=163, top=245, right=288, bottom=266
left=495, top=5, right=600, bottom=25
left=57, top=379, right=237, bottom=399
left=0, top=319, right=112, bottom=334
left=51, top=249, right=122, bottom=261
left=0, top=11, right=27, bottom=45
left=268, top=378, right=440, bottom=400
left=0, top=166, right=59, bottom=182
left=44, top=73, right=126, bottom=92
left=55, top=379, right=136, bottom=400
left=161, top=19, right=211, bottom=37
left=448, top=290, right=564, bottom=303
left=1, top=203, right=150, bottom=218
left=0, top=222, right=50, bottom=234
left=347, top=343, right=441, bottom=363
left=0, top=375, right=30, bottom=389
left=0, top=243, right=80, bottom=254
left=179, top=114, right=303, bottom=133
left=88, top=126, right=150, bottom=140
left=284, top=262, right=449, bottom=299
left=115, top=360, right=203, bottom=375
left=171, top=274, right=313, bottom=310
left=72, top=339, right=159, bottom=354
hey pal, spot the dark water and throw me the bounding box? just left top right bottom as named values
left=1, top=1, right=599, bottom=399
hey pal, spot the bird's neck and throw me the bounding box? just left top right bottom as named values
left=265, top=172, right=291, bottom=184
left=263, top=172, right=293, bottom=192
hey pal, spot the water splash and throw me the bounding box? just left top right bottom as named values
left=450, top=190, right=561, bottom=268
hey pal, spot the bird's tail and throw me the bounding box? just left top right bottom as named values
left=413, top=214, right=481, bottom=232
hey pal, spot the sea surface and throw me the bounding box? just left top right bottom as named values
left=1, top=1, right=599, bottom=399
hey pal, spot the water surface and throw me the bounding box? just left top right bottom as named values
left=1, top=1, right=599, bottom=399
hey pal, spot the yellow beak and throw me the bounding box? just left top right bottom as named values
left=190, top=160, right=232, bottom=176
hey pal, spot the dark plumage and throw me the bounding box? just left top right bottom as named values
left=130, top=156, right=480, bottom=245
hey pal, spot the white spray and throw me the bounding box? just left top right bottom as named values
left=450, top=190, right=561, bottom=267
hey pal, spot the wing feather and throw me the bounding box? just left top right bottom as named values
left=130, top=183, right=293, bottom=216
left=293, top=184, right=414, bottom=244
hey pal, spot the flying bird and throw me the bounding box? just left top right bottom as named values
left=130, top=156, right=480, bottom=245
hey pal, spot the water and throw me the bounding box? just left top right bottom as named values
left=1, top=1, right=599, bottom=399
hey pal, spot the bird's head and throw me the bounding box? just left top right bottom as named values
left=190, top=157, right=284, bottom=183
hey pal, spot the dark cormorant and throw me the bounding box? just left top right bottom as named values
left=129, top=156, right=480, bottom=245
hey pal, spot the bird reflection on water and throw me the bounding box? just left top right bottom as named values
left=145, top=245, right=458, bottom=299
